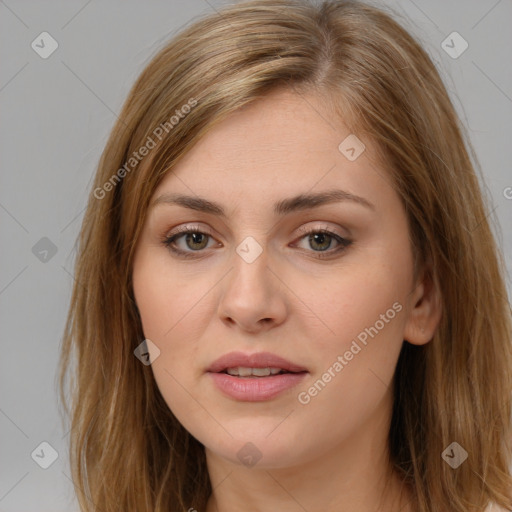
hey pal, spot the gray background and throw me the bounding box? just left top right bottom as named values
left=1, top=0, right=511, bottom=510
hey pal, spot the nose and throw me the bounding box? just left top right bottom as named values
left=217, top=245, right=287, bottom=334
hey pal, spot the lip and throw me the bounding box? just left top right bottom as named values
left=209, top=372, right=308, bottom=401
left=206, top=351, right=308, bottom=374
left=206, top=351, right=308, bottom=402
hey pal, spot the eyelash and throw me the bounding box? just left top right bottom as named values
left=161, top=225, right=353, bottom=260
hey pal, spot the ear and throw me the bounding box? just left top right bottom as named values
left=403, top=259, right=442, bottom=346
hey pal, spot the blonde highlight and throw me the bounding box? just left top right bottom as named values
left=59, top=1, right=512, bottom=511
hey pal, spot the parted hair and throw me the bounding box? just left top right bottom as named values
left=58, top=1, right=512, bottom=511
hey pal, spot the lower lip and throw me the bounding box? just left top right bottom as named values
left=208, top=372, right=308, bottom=401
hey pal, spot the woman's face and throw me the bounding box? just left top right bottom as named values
left=132, top=88, right=430, bottom=470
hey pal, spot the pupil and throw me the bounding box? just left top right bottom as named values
left=310, top=233, right=331, bottom=251
left=186, top=233, right=207, bottom=250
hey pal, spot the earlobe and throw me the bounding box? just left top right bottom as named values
left=403, top=265, right=443, bottom=346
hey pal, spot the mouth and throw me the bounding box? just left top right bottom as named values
left=206, top=352, right=309, bottom=401
left=220, top=366, right=306, bottom=377
left=206, top=351, right=308, bottom=374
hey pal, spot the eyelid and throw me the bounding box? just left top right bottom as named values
left=293, top=222, right=347, bottom=239
left=162, top=222, right=352, bottom=259
left=165, top=222, right=347, bottom=242
left=166, top=223, right=215, bottom=238
left=163, top=223, right=220, bottom=253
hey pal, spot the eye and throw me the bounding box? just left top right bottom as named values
left=293, top=226, right=352, bottom=258
left=162, top=226, right=219, bottom=259
left=161, top=224, right=352, bottom=260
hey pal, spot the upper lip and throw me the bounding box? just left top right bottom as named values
left=207, top=351, right=308, bottom=373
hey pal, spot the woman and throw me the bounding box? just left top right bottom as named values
left=58, top=1, right=512, bottom=511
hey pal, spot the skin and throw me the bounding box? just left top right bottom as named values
left=132, top=88, right=442, bottom=512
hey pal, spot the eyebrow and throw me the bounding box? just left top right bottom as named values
left=149, top=189, right=375, bottom=217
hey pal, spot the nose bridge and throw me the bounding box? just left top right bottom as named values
left=217, top=235, right=286, bottom=329
left=228, top=235, right=271, bottom=300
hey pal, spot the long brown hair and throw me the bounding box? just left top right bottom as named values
left=58, top=1, right=512, bottom=510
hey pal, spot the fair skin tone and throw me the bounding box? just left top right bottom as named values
left=132, top=88, right=442, bottom=512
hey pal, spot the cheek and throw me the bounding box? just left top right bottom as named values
left=292, top=292, right=405, bottom=453
left=300, top=259, right=409, bottom=353
left=292, top=252, right=409, bottom=413
left=132, top=251, right=217, bottom=407
left=133, top=249, right=213, bottom=342
left=132, top=254, right=210, bottom=431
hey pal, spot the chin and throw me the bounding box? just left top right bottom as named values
left=203, top=426, right=313, bottom=470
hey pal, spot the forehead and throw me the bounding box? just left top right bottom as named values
left=179, top=89, right=344, bottom=168
left=151, top=88, right=391, bottom=211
